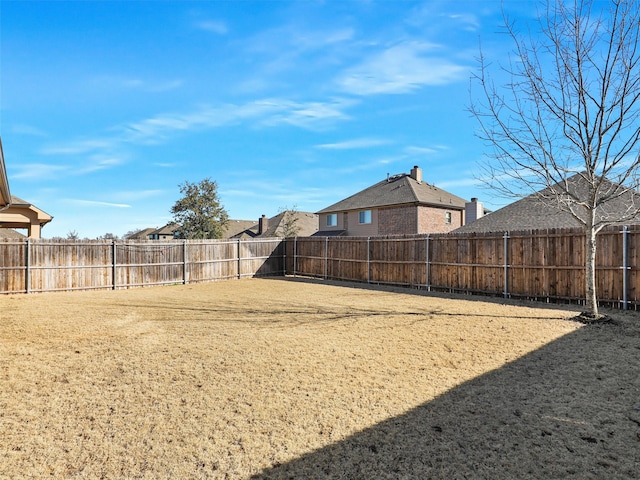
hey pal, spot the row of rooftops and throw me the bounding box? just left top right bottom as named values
left=4, top=146, right=639, bottom=239
left=127, top=211, right=321, bottom=240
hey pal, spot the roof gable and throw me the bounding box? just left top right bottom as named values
left=317, top=173, right=467, bottom=214
left=227, top=212, right=319, bottom=238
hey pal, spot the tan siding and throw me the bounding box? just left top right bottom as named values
left=346, top=210, right=378, bottom=236
left=319, top=213, right=343, bottom=232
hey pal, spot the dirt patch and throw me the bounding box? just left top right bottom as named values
left=0, top=277, right=637, bottom=479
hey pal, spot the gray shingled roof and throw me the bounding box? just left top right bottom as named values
left=453, top=197, right=583, bottom=233
left=224, top=220, right=260, bottom=238
left=454, top=174, right=640, bottom=234
left=0, top=228, right=26, bottom=239
left=258, top=211, right=319, bottom=237
left=317, top=174, right=468, bottom=214
left=227, top=212, right=319, bottom=238
left=125, top=228, right=157, bottom=240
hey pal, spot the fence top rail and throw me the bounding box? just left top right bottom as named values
left=0, top=237, right=287, bottom=247
left=291, top=224, right=640, bottom=241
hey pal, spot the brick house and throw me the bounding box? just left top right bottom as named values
left=316, top=166, right=477, bottom=236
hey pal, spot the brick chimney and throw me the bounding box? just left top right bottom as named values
left=410, top=165, right=422, bottom=183
left=465, top=198, right=484, bottom=224
left=258, top=214, right=269, bottom=235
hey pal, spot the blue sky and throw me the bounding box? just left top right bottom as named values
left=1, top=0, right=535, bottom=239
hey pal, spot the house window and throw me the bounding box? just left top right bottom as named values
left=326, top=214, right=338, bottom=227
left=359, top=210, right=372, bottom=224
left=445, top=212, right=452, bottom=224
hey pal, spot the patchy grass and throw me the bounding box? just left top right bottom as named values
left=0, top=278, right=637, bottom=479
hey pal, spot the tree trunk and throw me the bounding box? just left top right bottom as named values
left=585, top=225, right=599, bottom=317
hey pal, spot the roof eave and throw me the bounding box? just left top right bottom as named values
left=319, top=200, right=465, bottom=214
left=0, top=138, right=12, bottom=207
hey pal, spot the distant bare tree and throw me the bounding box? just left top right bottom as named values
left=278, top=205, right=301, bottom=238
left=66, top=230, right=80, bottom=240
left=470, top=0, right=640, bottom=318
left=123, top=229, right=142, bottom=239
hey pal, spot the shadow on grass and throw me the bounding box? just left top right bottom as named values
left=267, top=275, right=586, bottom=314
left=252, top=308, right=640, bottom=479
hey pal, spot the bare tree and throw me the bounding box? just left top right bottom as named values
left=278, top=205, right=301, bottom=238
left=98, top=233, right=118, bottom=240
left=470, top=0, right=640, bottom=318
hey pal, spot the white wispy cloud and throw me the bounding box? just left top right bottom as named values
left=337, top=41, right=468, bottom=95
left=448, top=13, right=481, bottom=32
left=405, top=4, right=482, bottom=32
left=41, top=138, right=114, bottom=156
left=113, top=189, right=165, bottom=201
left=75, top=156, right=125, bottom=175
left=237, top=24, right=355, bottom=90
left=438, top=177, right=483, bottom=189
left=121, top=98, right=354, bottom=142
left=194, top=19, right=229, bottom=35
left=259, top=98, right=355, bottom=130
left=64, top=199, right=131, bottom=208
left=11, top=124, right=48, bottom=137
left=153, top=162, right=178, bottom=168
left=403, top=145, right=450, bottom=156
left=315, top=138, right=392, bottom=150
left=90, top=75, right=184, bottom=93
left=11, top=163, right=69, bottom=180
left=39, top=98, right=356, bottom=165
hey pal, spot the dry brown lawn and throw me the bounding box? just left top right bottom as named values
left=0, top=277, right=638, bottom=479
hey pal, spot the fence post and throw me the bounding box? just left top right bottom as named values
left=183, top=240, right=188, bottom=285
left=25, top=238, right=31, bottom=294
left=623, top=226, right=629, bottom=310
left=112, top=240, right=117, bottom=290
left=293, top=237, right=297, bottom=277
left=282, top=238, right=287, bottom=276
left=324, top=236, right=329, bottom=280
left=503, top=232, right=509, bottom=299
left=237, top=238, right=242, bottom=279
left=367, top=237, right=371, bottom=284
left=425, top=235, right=430, bottom=291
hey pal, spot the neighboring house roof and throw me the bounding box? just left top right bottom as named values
left=312, top=229, right=346, bottom=237
left=228, top=212, right=319, bottom=238
left=224, top=220, right=260, bottom=238
left=259, top=211, right=319, bottom=237
left=0, top=228, right=25, bottom=239
left=149, top=223, right=179, bottom=238
left=317, top=168, right=468, bottom=214
left=124, top=228, right=156, bottom=240
left=453, top=174, right=640, bottom=234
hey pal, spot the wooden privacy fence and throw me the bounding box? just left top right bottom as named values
left=0, top=238, right=285, bottom=294
left=2, top=226, right=638, bottom=309
left=285, top=225, right=640, bottom=310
